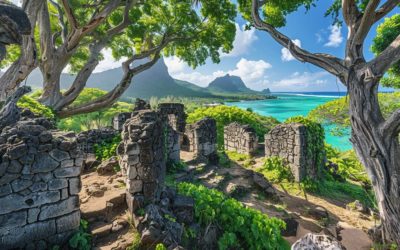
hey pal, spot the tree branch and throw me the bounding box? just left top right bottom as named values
left=251, top=0, right=347, bottom=81
left=375, top=0, right=400, bottom=22
left=342, top=0, right=360, bottom=26
left=353, top=0, right=381, bottom=45
left=381, top=108, right=400, bottom=138
left=49, top=0, right=68, bottom=42
left=61, top=0, right=78, bottom=30
left=38, top=2, right=53, bottom=62
left=367, top=34, right=400, bottom=76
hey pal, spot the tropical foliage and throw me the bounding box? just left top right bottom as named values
left=178, top=182, right=288, bottom=250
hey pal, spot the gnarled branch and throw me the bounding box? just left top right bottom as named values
left=367, top=33, right=400, bottom=76
left=381, top=108, right=400, bottom=138
left=353, top=0, right=381, bottom=45
left=49, top=0, right=68, bottom=42
left=342, top=0, right=360, bottom=26
left=251, top=0, right=347, bottom=82
left=375, top=0, right=400, bottom=22
left=61, top=0, right=78, bottom=30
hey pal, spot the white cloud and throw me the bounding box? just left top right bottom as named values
left=94, top=49, right=126, bottom=73
left=165, top=57, right=271, bottom=89
left=272, top=71, right=330, bottom=89
left=324, top=25, right=343, bottom=48
left=281, top=39, right=302, bottom=62
left=316, top=33, right=323, bottom=43
left=222, top=23, right=258, bottom=57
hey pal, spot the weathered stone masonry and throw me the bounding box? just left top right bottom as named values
left=0, top=117, right=82, bottom=249
left=158, top=103, right=186, bottom=164
left=118, top=110, right=166, bottom=213
left=265, top=123, right=321, bottom=182
left=77, top=127, right=119, bottom=155
left=224, top=122, right=258, bottom=155
left=184, top=117, right=218, bottom=164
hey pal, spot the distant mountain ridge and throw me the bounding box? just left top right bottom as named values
left=207, top=74, right=257, bottom=94
left=21, top=58, right=271, bottom=99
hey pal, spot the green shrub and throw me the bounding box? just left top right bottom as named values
left=155, top=243, right=167, bottom=250
left=178, top=182, right=287, bottom=250
left=325, top=144, right=369, bottom=183
left=57, top=88, right=133, bottom=132
left=260, top=157, right=294, bottom=183
left=17, top=95, right=55, bottom=119
left=69, top=220, right=91, bottom=250
left=94, top=135, right=121, bottom=161
left=187, top=106, right=279, bottom=147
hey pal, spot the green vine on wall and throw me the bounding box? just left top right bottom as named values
left=94, top=136, right=121, bottom=161
left=284, top=116, right=325, bottom=178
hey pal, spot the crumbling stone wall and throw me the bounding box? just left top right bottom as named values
left=184, top=117, right=218, bottom=164
left=158, top=103, right=186, bottom=164
left=265, top=123, right=319, bottom=182
left=118, top=110, right=166, bottom=213
left=0, top=118, right=82, bottom=249
left=77, top=128, right=119, bottom=155
left=224, top=122, right=258, bottom=155
left=113, top=112, right=132, bottom=132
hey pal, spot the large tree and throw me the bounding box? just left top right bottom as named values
left=239, top=0, right=400, bottom=244
left=0, top=0, right=236, bottom=117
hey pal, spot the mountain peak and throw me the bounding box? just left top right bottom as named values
left=207, top=74, right=255, bottom=94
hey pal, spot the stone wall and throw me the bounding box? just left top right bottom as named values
left=0, top=118, right=82, bottom=249
left=265, top=123, right=319, bottom=182
left=77, top=128, right=119, bottom=155
left=184, top=118, right=218, bottom=164
left=113, top=112, right=132, bottom=132
left=158, top=103, right=186, bottom=164
left=118, top=110, right=166, bottom=214
left=224, top=122, right=258, bottom=155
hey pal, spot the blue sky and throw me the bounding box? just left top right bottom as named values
left=160, top=1, right=395, bottom=92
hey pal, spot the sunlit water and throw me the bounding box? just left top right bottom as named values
left=226, top=92, right=352, bottom=151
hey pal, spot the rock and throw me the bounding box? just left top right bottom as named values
left=367, top=225, right=382, bottom=243
left=346, top=200, right=367, bottom=213
left=38, top=196, right=79, bottom=220
left=32, top=153, right=60, bottom=173
left=0, top=210, right=27, bottom=230
left=141, top=225, right=161, bottom=246
left=291, top=233, right=344, bottom=250
left=173, top=195, right=194, bottom=224
left=69, top=178, right=81, bottom=195
left=8, top=143, right=28, bottom=160
left=282, top=218, right=299, bottom=237
left=83, top=154, right=100, bottom=170
left=49, top=149, right=70, bottom=162
left=86, top=183, right=106, bottom=197
left=97, top=156, right=119, bottom=175
left=111, top=219, right=128, bottom=232
left=56, top=210, right=80, bottom=233
left=252, top=172, right=276, bottom=196
left=308, top=206, right=329, bottom=221
left=226, top=183, right=248, bottom=199
left=11, top=179, right=33, bottom=192
left=54, top=166, right=80, bottom=178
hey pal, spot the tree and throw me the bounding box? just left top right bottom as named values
left=238, top=0, right=400, bottom=244
left=372, top=13, right=400, bottom=88
left=0, top=0, right=236, bottom=117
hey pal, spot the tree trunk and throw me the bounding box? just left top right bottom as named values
left=38, top=62, right=64, bottom=107
left=348, top=75, right=400, bottom=244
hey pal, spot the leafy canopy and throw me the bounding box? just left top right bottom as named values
left=372, top=14, right=400, bottom=89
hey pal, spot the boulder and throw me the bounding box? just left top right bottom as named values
left=292, top=233, right=344, bottom=250
left=308, top=206, right=329, bottom=221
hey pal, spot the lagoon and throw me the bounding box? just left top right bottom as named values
left=226, top=92, right=352, bottom=151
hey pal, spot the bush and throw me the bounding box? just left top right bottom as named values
left=187, top=106, right=280, bottom=147
left=69, top=220, right=91, bottom=250
left=17, top=95, right=55, bottom=119
left=178, top=183, right=288, bottom=250
left=94, top=136, right=121, bottom=161
left=57, top=88, right=133, bottom=132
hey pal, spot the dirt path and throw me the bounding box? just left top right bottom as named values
left=180, top=151, right=374, bottom=249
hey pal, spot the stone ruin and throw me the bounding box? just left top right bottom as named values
left=118, top=110, right=166, bottom=209
left=158, top=103, right=186, bottom=164
left=265, top=123, right=322, bottom=182
left=224, top=122, right=258, bottom=155
left=0, top=114, right=82, bottom=249
left=184, top=117, right=218, bottom=164
left=118, top=109, right=194, bottom=248
left=77, top=127, right=119, bottom=156
left=112, top=98, right=151, bottom=132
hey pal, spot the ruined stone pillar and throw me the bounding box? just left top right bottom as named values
left=118, top=110, right=166, bottom=214
left=224, top=122, right=258, bottom=155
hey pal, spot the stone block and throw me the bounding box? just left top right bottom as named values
left=39, top=196, right=79, bottom=221
left=0, top=191, right=60, bottom=215
left=56, top=210, right=80, bottom=233
left=0, top=184, right=12, bottom=197
left=32, top=153, right=59, bottom=173
left=54, top=167, right=80, bottom=178
left=69, top=178, right=81, bottom=195
left=49, top=149, right=70, bottom=162
left=127, top=180, right=143, bottom=194
left=28, top=208, right=40, bottom=223
left=0, top=210, right=27, bottom=230
left=48, top=179, right=68, bottom=190
left=11, top=179, right=33, bottom=192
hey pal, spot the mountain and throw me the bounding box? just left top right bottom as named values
left=261, top=88, right=271, bottom=95
left=207, top=74, right=257, bottom=94
left=22, top=59, right=270, bottom=100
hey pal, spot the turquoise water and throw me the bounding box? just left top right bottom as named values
left=226, top=93, right=352, bottom=151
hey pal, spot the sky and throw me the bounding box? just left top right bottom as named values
left=10, top=0, right=395, bottom=92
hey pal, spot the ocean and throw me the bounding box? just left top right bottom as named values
left=226, top=92, right=352, bottom=151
